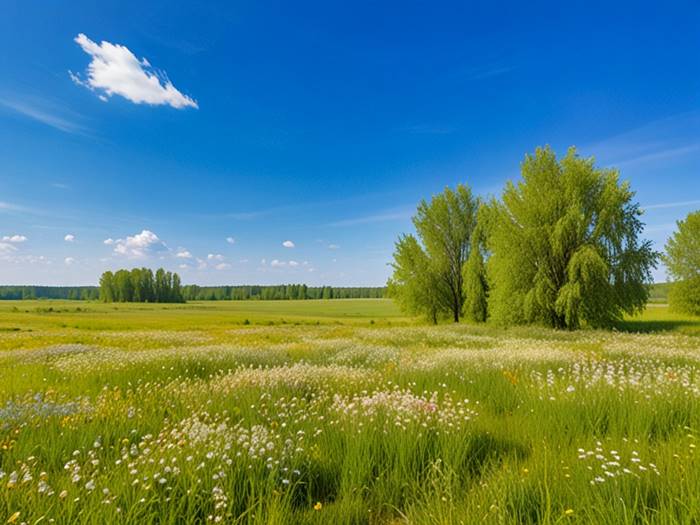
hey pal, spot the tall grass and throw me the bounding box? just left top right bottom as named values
left=0, top=302, right=699, bottom=523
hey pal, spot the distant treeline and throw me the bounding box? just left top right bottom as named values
left=182, top=285, right=386, bottom=301
left=0, top=282, right=386, bottom=302
left=99, top=268, right=184, bottom=303
left=0, top=286, right=99, bottom=300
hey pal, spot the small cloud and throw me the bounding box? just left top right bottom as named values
left=207, top=253, right=224, bottom=261
left=226, top=237, right=236, bottom=244
left=643, top=199, right=700, bottom=210
left=1, top=235, right=27, bottom=243
left=52, top=182, right=69, bottom=189
left=282, top=240, right=295, bottom=248
left=260, top=258, right=267, bottom=265
left=0, top=97, right=85, bottom=134
left=215, top=262, right=231, bottom=271
left=178, top=263, right=189, bottom=269
left=270, top=259, right=286, bottom=267
left=112, top=229, right=166, bottom=258
left=0, top=242, right=18, bottom=254
left=103, top=238, right=115, bottom=245
left=288, top=260, right=299, bottom=267
left=176, top=249, right=193, bottom=259
left=64, top=257, right=75, bottom=265
left=328, top=244, right=340, bottom=250
left=71, top=33, right=198, bottom=109
left=64, top=234, right=76, bottom=242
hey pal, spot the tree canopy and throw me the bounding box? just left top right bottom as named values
left=99, top=268, right=184, bottom=303
left=663, top=211, right=700, bottom=315
left=487, top=146, right=656, bottom=329
left=388, top=184, right=479, bottom=323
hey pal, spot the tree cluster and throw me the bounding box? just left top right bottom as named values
left=388, top=146, right=658, bottom=329
left=182, top=285, right=385, bottom=301
left=0, top=286, right=99, bottom=300
left=99, top=268, right=184, bottom=303
left=663, top=211, right=700, bottom=315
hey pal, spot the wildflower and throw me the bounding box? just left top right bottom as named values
left=59, top=490, right=68, bottom=499
left=6, top=512, right=20, bottom=524
left=314, top=502, right=322, bottom=511
left=564, top=509, right=574, bottom=516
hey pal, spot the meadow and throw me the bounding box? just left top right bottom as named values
left=1, top=299, right=699, bottom=524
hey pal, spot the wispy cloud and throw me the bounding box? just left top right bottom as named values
left=329, top=209, right=413, bottom=227
left=71, top=33, right=198, bottom=109
left=0, top=97, right=85, bottom=134
left=643, top=199, right=700, bottom=210
left=586, top=111, right=700, bottom=169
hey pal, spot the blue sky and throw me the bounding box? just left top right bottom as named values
left=0, top=1, right=698, bottom=286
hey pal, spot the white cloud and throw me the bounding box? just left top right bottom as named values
left=71, top=33, right=198, bottom=109
left=226, top=237, right=236, bottom=244
left=270, top=259, right=286, bottom=267
left=288, top=260, right=299, bottom=267
left=103, top=238, right=115, bottom=245
left=0, top=97, right=85, bottom=134
left=0, top=242, right=18, bottom=254
left=215, top=262, right=231, bottom=271
left=178, top=263, right=189, bottom=270
left=112, top=229, right=166, bottom=257
left=64, top=234, right=75, bottom=242
left=176, top=250, right=193, bottom=259
left=282, top=240, right=295, bottom=248
left=2, top=235, right=27, bottom=243
left=64, top=257, right=75, bottom=265
left=207, top=253, right=224, bottom=261
left=328, top=244, right=340, bottom=250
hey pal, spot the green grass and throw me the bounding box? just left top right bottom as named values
left=1, top=300, right=700, bottom=524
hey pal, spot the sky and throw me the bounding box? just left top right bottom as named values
left=0, top=1, right=698, bottom=286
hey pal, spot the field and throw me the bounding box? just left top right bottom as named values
left=1, top=300, right=700, bottom=524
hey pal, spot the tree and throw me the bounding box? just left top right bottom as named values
left=389, top=184, right=479, bottom=322
left=99, top=271, right=115, bottom=302
left=487, top=146, right=657, bottom=329
left=463, top=213, right=489, bottom=322
left=663, top=211, right=700, bottom=315
left=171, top=272, right=183, bottom=303
left=387, top=235, right=442, bottom=323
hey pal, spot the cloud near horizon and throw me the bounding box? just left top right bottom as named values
left=71, top=34, right=198, bottom=109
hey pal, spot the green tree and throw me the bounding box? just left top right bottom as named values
left=389, top=184, right=479, bottom=322
left=663, top=211, right=700, bottom=315
left=487, top=146, right=656, bottom=329
left=463, top=214, right=489, bottom=322
left=171, top=272, right=183, bottom=303
left=387, top=235, right=442, bottom=323
left=99, top=271, right=115, bottom=302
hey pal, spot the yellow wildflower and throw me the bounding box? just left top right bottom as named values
left=314, top=502, right=322, bottom=511
left=7, top=512, right=20, bottom=524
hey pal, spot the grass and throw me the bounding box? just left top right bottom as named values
left=1, top=300, right=699, bottom=524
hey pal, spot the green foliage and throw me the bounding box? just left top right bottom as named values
left=387, top=235, right=442, bottom=323
left=99, top=268, right=184, bottom=303
left=0, top=286, right=99, bottom=300
left=663, top=211, right=700, bottom=315
left=180, top=285, right=384, bottom=301
left=389, top=184, right=479, bottom=322
left=487, top=146, right=657, bottom=329
left=463, top=218, right=489, bottom=323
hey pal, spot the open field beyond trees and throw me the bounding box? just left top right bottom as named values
left=1, top=300, right=700, bottom=524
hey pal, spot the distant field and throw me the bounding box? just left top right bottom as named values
left=1, top=299, right=700, bottom=523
